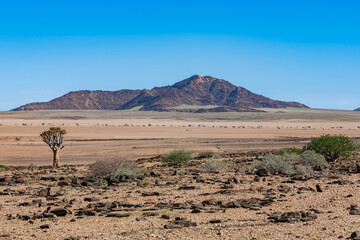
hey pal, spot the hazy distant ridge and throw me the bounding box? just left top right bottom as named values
left=12, top=75, right=308, bottom=112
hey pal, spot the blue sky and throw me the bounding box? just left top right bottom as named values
left=0, top=0, right=359, bottom=110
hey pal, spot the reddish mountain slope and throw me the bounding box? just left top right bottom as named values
left=12, top=75, right=308, bottom=112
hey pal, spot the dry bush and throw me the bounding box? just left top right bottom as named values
left=252, top=154, right=294, bottom=175
left=89, top=158, right=136, bottom=177
left=300, top=150, right=327, bottom=166
left=111, top=168, right=139, bottom=178
left=294, top=165, right=314, bottom=177
left=204, top=159, right=228, bottom=173
left=352, top=139, right=360, bottom=150
left=282, top=153, right=301, bottom=164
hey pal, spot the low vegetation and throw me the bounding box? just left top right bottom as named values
left=282, top=153, right=301, bottom=164
left=294, top=165, right=314, bottom=176
left=279, top=147, right=302, bottom=155
left=197, top=151, right=219, bottom=159
left=304, top=134, right=356, bottom=161
left=299, top=150, right=327, bottom=166
left=161, top=150, right=192, bottom=166
left=110, top=168, right=139, bottom=178
left=203, top=159, right=228, bottom=173
left=89, top=158, right=136, bottom=177
left=252, top=154, right=294, bottom=175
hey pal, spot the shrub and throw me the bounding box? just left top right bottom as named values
left=304, top=135, right=356, bottom=161
left=282, top=153, right=301, bottom=164
left=294, top=165, right=313, bottom=176
left=0, top=165, right=5, bottom=171
left=300, top=150, right=327, bottom=166
left=198, top=151, right=219, bottom=159
left=352, top=139, right=360, bottom=150
left=204, top=159, right=228, bottom=173
left=161, top=150, right=192, bottom=166
left=279, top=147, right=302, bottom=155
left=252, top=154, right=294, bottom=175
left=110, top=168, right=139, bottom=178
left=89, top=158, right=136, bottom=177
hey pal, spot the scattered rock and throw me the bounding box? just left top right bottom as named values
left=105, top=213, right=130, bottom=218
left=40, top=224, right=50, bottom=229
left=350, top=205, right=360, bottom=215
left=209, top=219, right=222, bottom=224
left=141, top=192, right=160, bottom=196
left=178, top=186, right=200, bottom=190
left=255, top=168, right=268, bottom=177
left=268, top=211, right=317, bottom=223
left=351, top=231, right=360, bottom=240
left=50, top=208, right=68, bottom=217
left=84, top=197, right=100, bottom=202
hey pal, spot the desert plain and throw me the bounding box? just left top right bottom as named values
left=0, top=108, right=359, bottom=239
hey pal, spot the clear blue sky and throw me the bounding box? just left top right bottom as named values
left=0, top=0, right=359, bottom=110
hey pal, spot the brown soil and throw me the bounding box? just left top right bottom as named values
left=0, top=153, right=359, bottom=240
left=0, top=109, right=359, bottom=239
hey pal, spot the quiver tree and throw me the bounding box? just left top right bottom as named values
left=40, top=127, right=66, bottom=167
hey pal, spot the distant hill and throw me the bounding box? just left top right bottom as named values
left=12, top=75, right=308, bottom=112
left=355, top=108, right=360, bottom=111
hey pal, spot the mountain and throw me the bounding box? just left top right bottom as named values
left=355, top=108, right=360, bottom=111
left=12, top=75, right=308, bottom=112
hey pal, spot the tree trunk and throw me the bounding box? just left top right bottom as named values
left=53, top=149, right=60, bottom=167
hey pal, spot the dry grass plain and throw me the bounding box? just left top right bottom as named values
left=0, top=108, right=360, bottom=240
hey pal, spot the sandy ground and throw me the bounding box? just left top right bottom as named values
left=0, top=109, right=359, bottom=166
left=0, top=109, right=359, bottom=240
left=0, top=154, right=359, bottom=240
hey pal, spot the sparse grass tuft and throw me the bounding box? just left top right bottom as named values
left=279, top=147, right=302, bottom=155
left=198, top=151, right=219, bottom=159
left=252, top=154, right=294, bottom=175
left=204, top=159, right=228, bottom=173
left=161, top=150, right=192, bottom=167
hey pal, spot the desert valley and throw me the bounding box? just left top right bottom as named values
left=1, top=102, right=360, bottom=239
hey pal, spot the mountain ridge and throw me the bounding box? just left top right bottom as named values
left=12, top=75, right=308, bottom=112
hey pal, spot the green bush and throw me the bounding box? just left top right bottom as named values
left=279, top=147, right=302, bottom=155
left=252, top=154, right=294, bottom=175
left=0, top=165, right=5, bottom=171
left=198, top=151, right=219, bottom=159
left=161, top=150, right=192, bottom=166
left=300, top=150, right=327, bottom=166
left=304, top=135, right=356, bottom=161
left=204, top=159, right=228, bottom=173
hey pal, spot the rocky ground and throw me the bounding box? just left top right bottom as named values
left=0, top=151, right=359, bottom=240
